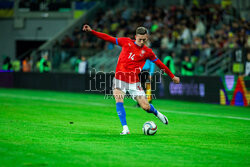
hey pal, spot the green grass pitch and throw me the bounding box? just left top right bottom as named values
left=0, top=88, right=249, bottom=166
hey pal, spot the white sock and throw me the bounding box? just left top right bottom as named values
left=123, top=125, right=129, bottom=131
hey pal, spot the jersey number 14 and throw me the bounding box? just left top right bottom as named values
left=128, top=52, right=135, bottom=60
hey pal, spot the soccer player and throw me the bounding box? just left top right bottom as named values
left=82, top=25, right=180, bottom=135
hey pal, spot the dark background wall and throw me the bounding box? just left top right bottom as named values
left=0, top=72, right=223, bottom=103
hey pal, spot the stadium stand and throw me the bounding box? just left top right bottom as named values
left=1, top=0, right=249, bottom=76
left=49, top=2, right=249, bottom=75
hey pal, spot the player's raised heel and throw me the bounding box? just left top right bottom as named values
left=157, top=112, right=169, bottom=125
left=120, top=130, right=130, bottom=135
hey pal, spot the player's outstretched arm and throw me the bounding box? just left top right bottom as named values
left=82, top=24, right=116, bottom=44
left=154, top=59, right=180, bottom=84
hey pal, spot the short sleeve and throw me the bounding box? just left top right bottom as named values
left=116, top=37, right=130, bottom=47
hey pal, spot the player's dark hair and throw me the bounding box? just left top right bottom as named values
left=136, top=27, right=148, bottom=35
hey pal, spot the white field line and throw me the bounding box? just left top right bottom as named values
left=0, top=93, right=249, bottom=121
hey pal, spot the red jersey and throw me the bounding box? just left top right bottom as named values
left=115, top=37, right=157, bottom=83
left=91, top=30, right=175, bottom=83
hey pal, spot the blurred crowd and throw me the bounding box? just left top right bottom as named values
left=52, top=3, right=249, bottom=75
left=3, top=2, right=250, bottom=76
left=1, top=52, right=88, bottom=74
left=1, top=53, right=51, bottom=73
left=65, top=4, right=250, bottom=52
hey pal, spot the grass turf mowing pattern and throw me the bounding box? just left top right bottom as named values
left=0, top=88, right=249, bottom=166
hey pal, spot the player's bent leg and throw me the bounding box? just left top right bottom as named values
left=113, top=89, right=130, bottom=135
left=136, top=96, right=169, bottom=125
left=136, top=96, right=151, bottom=111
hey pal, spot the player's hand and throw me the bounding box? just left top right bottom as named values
left=82, top=24, right=92, bottom=32
left=172, top=76, right=180, bottom=84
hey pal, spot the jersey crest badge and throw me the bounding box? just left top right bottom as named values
left=140, top=50, right=145, bottom=57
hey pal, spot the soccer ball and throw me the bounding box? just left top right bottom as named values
left=142, top=121, right=157, bottom=135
